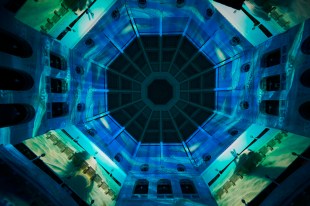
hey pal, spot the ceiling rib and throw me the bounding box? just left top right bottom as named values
left=124, top=105, right=148, bottom=128
left=108, top=68, right=142, bottom=84
left=178, top=98, right=231, bottom=119
left=86, top=111, right=110, bottom=122
left=180, top=88, right=235, bottom=93
left=109, top=99, right=143, bottom=114
left=174, top=36, right=211, bottom=78
left=139, top=110, right=153, bottom=143
left=174, top=105, right=200, bottom=130
left=180, top=52, right=244, bottom=84
left=159, top=11, right=163, bottom=72
left=108, top=127, right=125, bottom=145
left=160, top=111, right=163, bottom=143
left=109, top=90, right=140, bottom=93
left=167, top=18, right=192, bottom=73
left=168, top=110, right=197, bottom=166
left=125, top=3, right=154, bottom=74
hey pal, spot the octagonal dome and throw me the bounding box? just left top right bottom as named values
left=107, top=35, right=215, bottom=143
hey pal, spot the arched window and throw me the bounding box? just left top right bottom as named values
left=260, top=100, right=280, bottom=116
left=0, top=104, right=35, bottom=128
left=133, top=179, right=149, bottom=195
left=0, top=67, right=34, bottom=91
left=180, top=179, right=197, bottom=195
left=260, top=75, right=282, bottom=91
left=300, top=69, right=310, bottom=88
left=0, top=29, right=33, bottom=58
left=157, top=179, right=172, bottom=196
left=299, top=102, right=310, bottom=121
left=301, top=36, right=310, bottom=55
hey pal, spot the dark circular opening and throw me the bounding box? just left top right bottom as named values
left=300, top=69, right=310, bottom=88
left=75, top=66, right=84, bottom=75
left=230, top=36, right=241, bottom=46
left=241, top=63, right=250, bottom=73
left=176, top=0, right=185, bottom=7
left=77, top=103, right=85, bottom=112
left=138, top=0, right=147, bottom=8
left=85, top=38, right=94, bottom=47
left=111, top=9, right=120, bottom=20
left=301, top=36, right=310, bottom=55
left=114, top=153, right=123, bottom=162
left=147, top=79, right=173, bottom=105
left=177, top=164, right=186, bottom=172
left=140, top=164, right=149, bottom=172
left=203, top=154, right=211, bottom=162
left=87, top=128, right=97, bottom=137
left=206, top=8, right=214, bottom=17
left=299, top=102, right=310, bottom=121
left=229, top=129, right=239, bottom=136
left=240, top=101, right=249, bottom=110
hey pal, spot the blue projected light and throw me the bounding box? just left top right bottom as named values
left=2, top=1, right=310, bottom=206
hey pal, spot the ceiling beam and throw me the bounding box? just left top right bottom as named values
left=178, top=98, right=232, bottom=118
left=167, top=110, right=197, bottom=166
left=167, top=18, right=192, bottom=73
left=180, top=52, right=244, bottom=84
left=138, top=110, right=153, bottom=143
left=108, top=68, right=142, bottom=84
left=124, top=105, right=148, bottom=128
left=173, top=36, right=211, bottom=78
left=125, top=2, right=153, bottom=74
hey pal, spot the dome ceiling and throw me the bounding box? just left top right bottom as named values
left=72, top=0, right=255, bottom=164
left=107, top=35, right=215, bottom=143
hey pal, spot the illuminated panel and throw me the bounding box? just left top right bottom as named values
left=23, top=130, right=123, bottom=206
left=211, top=1, right=282, bottom=46
left=202, top=125, right=310, bottom=205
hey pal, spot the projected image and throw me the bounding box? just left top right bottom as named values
left=23, top=130, right=120, bottom=206
left=209, top=131, right=310, bottom=206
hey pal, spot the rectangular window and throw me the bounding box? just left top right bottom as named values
left=50, top=78, right=67, bottom=93
left=133, top=179, right=149, bottom=194
left=260, top=100, right=280, bottom=116
left=261, top=49, right=281, bottom=68
left=260, top=75, right=282, bottom=91
left=50, top=53, right=67, bottom=70
left=52, top=102, right=69, bottom=118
